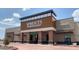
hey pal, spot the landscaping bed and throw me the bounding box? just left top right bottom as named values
left=0, top=45, right=18, bottom=50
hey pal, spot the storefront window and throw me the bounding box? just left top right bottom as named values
left=63, top=25, right=70, bottom=28
left=30, top=32, right=37, bottom=36
left=65, top=34, right=71, bottom=38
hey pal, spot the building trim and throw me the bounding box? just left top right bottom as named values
left=58, top=17, right=74, bottom=21
left=21, top=27, right=56, bottom=33
left=20, top=10, right=56, bottom=20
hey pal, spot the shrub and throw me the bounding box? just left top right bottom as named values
left=3, top=37, right=10, bottom=46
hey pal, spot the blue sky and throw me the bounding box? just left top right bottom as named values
left=0, top=8, right=79, bottom=39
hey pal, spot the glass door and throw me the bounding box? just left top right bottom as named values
left=42, top=32, right=49, bottom=44
left=29, top=32, right=38, bottom=44
left=64, top=34, right=71, bottom=45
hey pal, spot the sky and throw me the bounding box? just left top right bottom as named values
left=0, top=8, right=79, bottom=39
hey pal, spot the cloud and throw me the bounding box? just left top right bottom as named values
left=0, top=18, right=15, bottom=25
left=0, top=11, right=21, bottom=39
left=72, top=9, right=79, bottom=17
left=0, top=27, right=5, bottom=32
left=3, top=18, right=14, bottom=22
left=13, top=13, right=21, bottom=18
left=14, top=23, right=20, bottom=26
left=72, top=9, right=79, bottom=22
left=0, top=17, right=20, bottom=26
left=0, top=27, right=5, bottom=39
left=22, top=8, right=30, bottom=11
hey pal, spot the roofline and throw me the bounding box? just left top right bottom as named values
left=57, top=17, right=74, bottom=21
left=20, top=9, right=56, bottom=20
left=74, top=22, right=79, bottom=23
left=6, top=26, right=20, bottom=30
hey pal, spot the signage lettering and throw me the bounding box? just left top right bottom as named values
left=27, top=20, right=42, bottom=28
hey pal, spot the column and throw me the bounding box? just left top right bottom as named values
left=21, top=33, right=24, bottom=43
left=48, top=30, right=53, bottom=44
left=26, top=32, right=30, bottom=43
left=38, top=31, right=42, bottom=43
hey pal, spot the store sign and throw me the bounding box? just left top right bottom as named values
left=27, top=20, right=42, bottom=28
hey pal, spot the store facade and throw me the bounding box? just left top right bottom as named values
left=20, top=10, right=56, bottom=44
left=5, top=10, right=79, bottom=44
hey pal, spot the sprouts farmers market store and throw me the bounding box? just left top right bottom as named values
left=5, top=10, right=79, bottom=45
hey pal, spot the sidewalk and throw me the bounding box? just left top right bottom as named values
left=8, top=42, right=79, bottom=50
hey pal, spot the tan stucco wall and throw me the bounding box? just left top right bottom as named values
left=55, top=18, right=75, bottom=42
left=6, top=27, right=21, bottom=41
left=54, top=33, right=74, bottom=42
left=5, top=32, right=14, bottom=41
left=56, top=18, right=74, bottom=31
left=74, top=22, right=79, bottom=42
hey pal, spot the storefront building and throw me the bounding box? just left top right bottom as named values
left=5, top=10, right=79, bottom=44
left=20, top=10, right=56, bottom=44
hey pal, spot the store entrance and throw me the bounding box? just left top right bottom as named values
left=42, top=32, right=49, bottom=44
left=64, top=34, right=71, bottom=45
left=29, top=32, right=38, bottom=44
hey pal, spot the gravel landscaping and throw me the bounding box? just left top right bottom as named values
left=0, top=45, right=18, bottom=50
left=0, top=41, right=18, bottom=50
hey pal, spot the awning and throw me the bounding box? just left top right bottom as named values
left=21, top=27, right=56, bottom=33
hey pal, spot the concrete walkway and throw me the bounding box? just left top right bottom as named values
left=8, top=42, right=79, bottom=50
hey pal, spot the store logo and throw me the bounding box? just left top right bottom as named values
left=27, top=20, right=42, bottom=28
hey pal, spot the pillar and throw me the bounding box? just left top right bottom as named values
left=38, top=31, right=42, bottom=43
left=48, top=30, right=53, bottom=44
left=21, top=33, right=24, bottom=43
left=26, top=32, right=30, bottom=43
